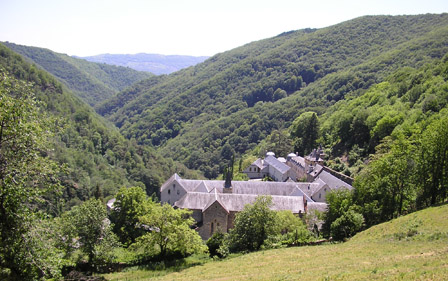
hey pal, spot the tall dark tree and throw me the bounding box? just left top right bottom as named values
left=290, top=112, right=320, bottom=155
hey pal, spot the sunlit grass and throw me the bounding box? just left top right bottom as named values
left=103, top=204, right=448, bottom=280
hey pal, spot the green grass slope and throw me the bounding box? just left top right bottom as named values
left=2, top=42, right=152, bottom=107
left=104, top=204, right=448, bottom=280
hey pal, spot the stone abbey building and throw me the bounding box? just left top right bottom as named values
left=160, top=149, right=352, bottom=240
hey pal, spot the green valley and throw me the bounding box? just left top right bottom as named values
left=97, top=14, right=448, bottom=178
left=2, top=42, right=152, bottom=107
left=1, top=12, right=448, bottom=280
left=0, top=43, right=197, bottom=210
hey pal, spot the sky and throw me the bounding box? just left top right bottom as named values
left=1, top=0, right=447, bottom=57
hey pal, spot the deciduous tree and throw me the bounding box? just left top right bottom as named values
left=0, top=70, right=62, bottom=280
left=227, top=196, right=277, bottom=252
left=134, top=203, right=206, bottom=259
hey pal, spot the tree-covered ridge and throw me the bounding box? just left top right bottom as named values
left=0, top=43, right=198, bottom=211
left=2, top=42, right=152, bottom=107
left=97, top=14, right=448, bottom=178
left=321, top=54, right=448, bottom=240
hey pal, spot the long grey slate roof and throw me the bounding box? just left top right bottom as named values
left=175, top=192, right=305, bottom=213
left=264, top=155, right=290, bottom=174
left=307, top=202, right=328, bottom=213
left=290, top=156, right=306, bottom=168
left=166, top=176, right=318, bottom=198
left=314, top=170, right=352, bottom=190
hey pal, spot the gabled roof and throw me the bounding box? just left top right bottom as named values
left=315, top=170, right=352, bottom=191
left=203, top=189, right=229, bottom=213
left=290, top=186, right=313, bottom=202
left=174, top=192, right=213, bottom=210
left=309, top=164, right=324, bottom=178
left=297, top=182, right=322, bottom=198
left=194, top=181, right=213, bottom=193
left=252, top=158, right=265, bottom=169
left=264, top=155, right=290, bottom=175
left=160, top=173, right=182, bottom=192
left=307, top=202, right=328, bottom=213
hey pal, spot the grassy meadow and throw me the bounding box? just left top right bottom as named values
left=103, top=204, right=448, bottom=280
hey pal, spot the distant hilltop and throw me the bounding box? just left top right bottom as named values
left=78, top=53, right=209, bottom=75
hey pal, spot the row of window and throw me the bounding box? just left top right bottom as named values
left=167, top=189, right=180, bottom=195
left=248, top=166, right=261, bottom=172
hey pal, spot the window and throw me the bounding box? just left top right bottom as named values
left=168, top=189, right=170, bottom=194
left=177, top=190, right=180, bottom=195
left=319, top=193, right=321, bottom=199
left=211, top=222, right=214, bottom=235
left=173, top=184, right=176, bottom=189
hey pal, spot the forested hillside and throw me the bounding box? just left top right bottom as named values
left=98, top=14, right=448, bottom=178
left=81, top=53, right=209, bottom=75
left=2, top=42, right=152, bottom=107
left=320, top=55, right=448, bottom=234
left=0, top=43, right=198, bottom=211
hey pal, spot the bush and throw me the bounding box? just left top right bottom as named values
left=330, top=209, right=364, bottom=241
left=206, top=232, right=226, bottom=258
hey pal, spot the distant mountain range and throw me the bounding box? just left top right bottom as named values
left=79, top=53, right=209, bottom=75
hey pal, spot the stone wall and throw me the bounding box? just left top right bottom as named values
left=199, top=201, right=229, bottom=240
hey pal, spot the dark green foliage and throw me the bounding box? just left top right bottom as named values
left=0, top=70, right=64, bottom=280
left=206, top=232, right=226, bottom=258
left=354, top=135, right=417, bottom=225
left=322, top=189, right=358, bottom=237
left=97, top=14, right=448, bottom=177
left=330, top=209, right=364, bottom=241
left=60, top=199, right=119, bottom=269
left=226, top=196, right=278, bottom=252
left=321, top=55, right=448, bottom=237
left=290, top=112, right=319, bottom=155
left=110, top=186, right=153, bottom=245
left=416, top=115, right=448, bottom=207
left=2, top=42, right=152, bottom=107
